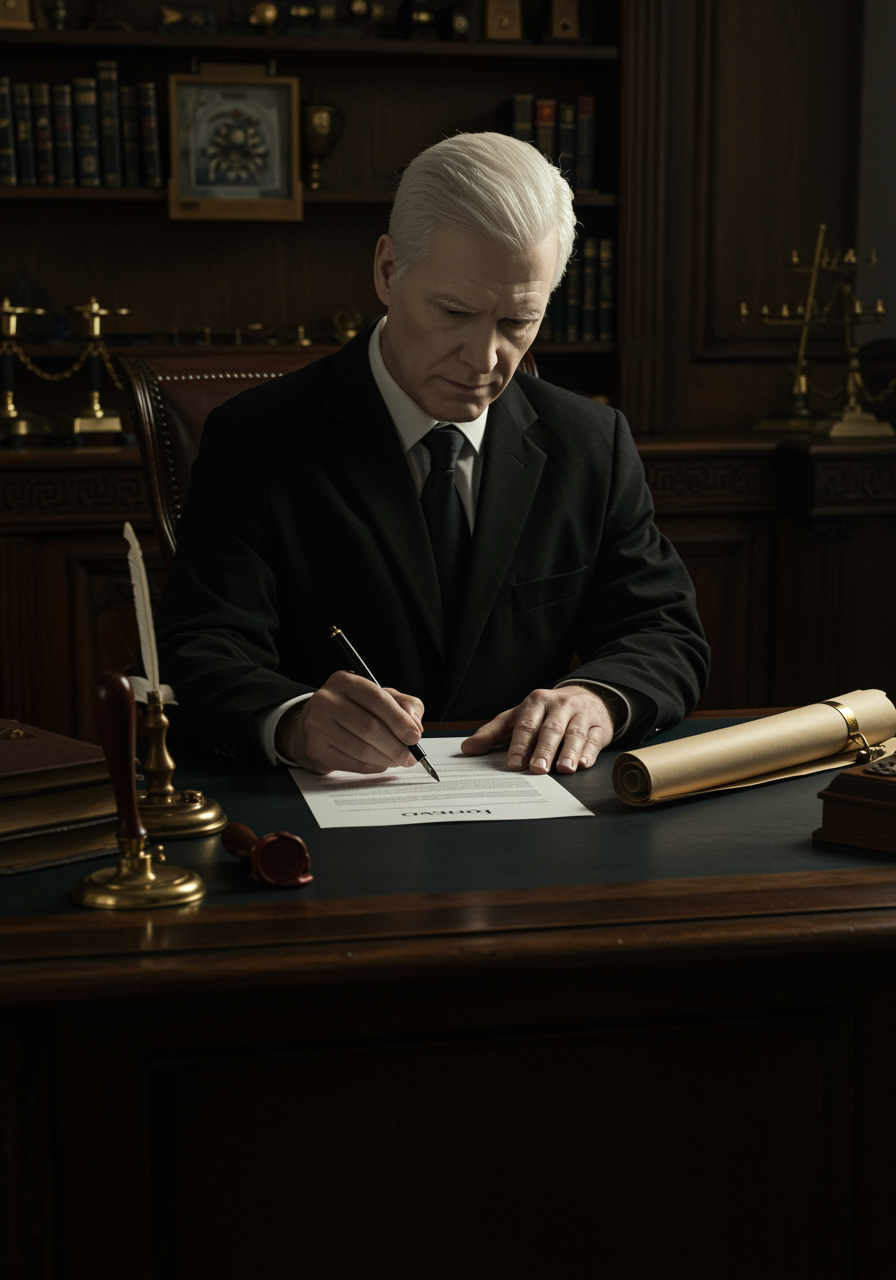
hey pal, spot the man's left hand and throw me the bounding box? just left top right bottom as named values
left=460, top=685, right=616, bottom=774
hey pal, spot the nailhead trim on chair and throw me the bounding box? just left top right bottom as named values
left=156, top=372, right=280, bottom=381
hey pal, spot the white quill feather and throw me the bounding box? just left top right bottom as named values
left=124, top=521, right=160, bottom=694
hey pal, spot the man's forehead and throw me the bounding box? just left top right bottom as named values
left=415, top=230, right=556, bottom=303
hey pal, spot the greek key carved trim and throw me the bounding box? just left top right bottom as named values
left=645, top=460, right=773, bottom=508
left=0, top=472, right=149, bottom=522
left=814, top=461, right=896, bottom=507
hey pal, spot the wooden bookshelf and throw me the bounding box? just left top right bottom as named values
left=1, top=186, right=617, bottom=205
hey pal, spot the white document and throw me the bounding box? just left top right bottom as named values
left=289, top=736, right=595, bottom=829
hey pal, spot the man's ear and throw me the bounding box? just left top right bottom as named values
left=373, top=234, right=398, bottom=308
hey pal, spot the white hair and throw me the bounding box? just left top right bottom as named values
left=389, top=132, right=576, bottom=292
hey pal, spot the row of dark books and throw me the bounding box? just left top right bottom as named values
left=0, top=63, right=162, bottom=189
left=502, top=94, right=598, bottom=193
left=538, top=238, right=614, bottom=344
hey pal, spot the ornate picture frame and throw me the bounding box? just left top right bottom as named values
left=168, top=65, right=302, bottom=221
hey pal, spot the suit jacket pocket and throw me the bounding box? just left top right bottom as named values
left=511, top=564, right=590, bottom=614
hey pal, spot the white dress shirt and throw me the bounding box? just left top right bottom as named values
left=255, top=317, right=632, bottom=764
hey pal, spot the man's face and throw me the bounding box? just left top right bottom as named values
left=373, top=222, right=558, bottom=422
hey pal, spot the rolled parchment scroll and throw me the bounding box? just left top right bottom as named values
left=613, top=689, right=896, bottom=807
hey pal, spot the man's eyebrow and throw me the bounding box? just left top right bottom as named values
left=431, top=296, right=542, bottom=322
left=432, top=295, right=477, bottom=311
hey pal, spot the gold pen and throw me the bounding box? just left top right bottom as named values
left=329, top=626, right=440, bottom=782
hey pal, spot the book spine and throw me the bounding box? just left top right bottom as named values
left=575, top=94, right=595, bottom=192
left=552, top=280, right=567, bottom=342
left=582, top=237, right=597, bottom=342
left=0, top=77, right=17, bottom=187
left=52, top=85, right=75, bottom=186
left=512, top=92, right=533, bottom=143
left=557, top=100, right=575, bottom=180
left=565, top=257, right=581, bottom=342
left=138, top=82, right=162, bottom=188
left=31, top=83, right=55, bottom=186
left=119, top=85, right=141, bottom=187
left=72, top=77, right=101, bottom=187
left=534, top=98, right=556, bottom=163
left=12, top=84, right=36, bottom=186
left=599, top=238, right=614, bottom=342
left=96, top=60, right=121, bottom=187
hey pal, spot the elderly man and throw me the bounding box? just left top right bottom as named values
left=156, top=132, right=708, bottom=775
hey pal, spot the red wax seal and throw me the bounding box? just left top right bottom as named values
left=221, top=822, right=312, bottom=889
left=251, top=831, right=312, bottom=887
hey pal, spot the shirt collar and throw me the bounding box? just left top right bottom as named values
left=368, top=316, right=489, bottom=455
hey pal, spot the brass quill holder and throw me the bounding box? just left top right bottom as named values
left=122, top=520, right=227, bottom=839
left=137, top=689, right=228, bottom=838
left=72, top=673, right=206, bottom=910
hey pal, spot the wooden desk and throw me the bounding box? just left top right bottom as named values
left=2, top=720, right=895, bottom=1278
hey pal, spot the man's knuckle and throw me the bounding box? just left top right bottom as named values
left=542, top=718, right=566, bottom=735
left=563, top=725, right=587, bottom=742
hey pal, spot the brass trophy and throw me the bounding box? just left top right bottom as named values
left=72, top=672, right=206, bottom=910
left=70, top=295, right=129, bottom=435
left=0, top=298, right=49, bottom=443
left=123, top=522, right=228, bottom=839
left=301, top=98, right=344, bottom=191
left=742, top=223, right=894, bottom=437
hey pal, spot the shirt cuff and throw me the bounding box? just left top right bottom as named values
left=553, top=679, right=633, bottom=741
left=254, top=692, right=314, bottom=766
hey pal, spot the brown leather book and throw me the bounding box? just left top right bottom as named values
left=0, top=821, right=118, bottom=875
left=0, top=718, right=109, bottom=798
left=0, top=779, right=116, bottom=839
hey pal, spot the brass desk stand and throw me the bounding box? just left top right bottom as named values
left=73, top=673, right=206, bottom=910
left=138, top=690, right=228, bottom=839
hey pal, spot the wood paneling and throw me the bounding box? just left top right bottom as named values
left=618, top=0, right=864, bottom=432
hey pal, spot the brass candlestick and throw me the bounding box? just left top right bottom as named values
left=72, top=673, right=206, bottom=910
left=137, top=689, right=228, bottom=838
left=0, top=297, right=49, bottom=442
left=742, top=223, right=894, bottom=437
left=70, top=295, right=129, bottom=434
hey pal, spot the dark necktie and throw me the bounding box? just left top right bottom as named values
left=420, top=423, right=472, bottom=639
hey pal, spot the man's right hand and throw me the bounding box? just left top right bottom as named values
left=274, top=670, right=424, bottom=775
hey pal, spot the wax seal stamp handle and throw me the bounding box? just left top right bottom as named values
left=221, top=822, right=257, bottom=859
left=95, top=671, right=147, bottom=844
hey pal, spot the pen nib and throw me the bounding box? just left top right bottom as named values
left=419, top=756, right=441, bottom=783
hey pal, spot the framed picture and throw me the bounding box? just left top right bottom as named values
left=168, top=65, right=302, bottom=221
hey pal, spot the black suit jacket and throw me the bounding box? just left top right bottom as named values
left=156, top=326, right=709, bottom=768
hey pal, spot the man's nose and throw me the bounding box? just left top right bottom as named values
left=460, top=326, right=500, bottom=375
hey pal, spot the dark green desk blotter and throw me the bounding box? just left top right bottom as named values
left=0, top=719, right=887, bottom=919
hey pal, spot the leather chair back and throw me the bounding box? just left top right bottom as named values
left=120, top=346, right=540, bottom=568
left=118, top=350, right=327, bottom=567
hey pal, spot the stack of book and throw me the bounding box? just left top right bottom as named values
left=538, top=237, right=614, bottom=344
left=0, top=62, right=163, bottom=190
left=501, top=94, right=597, bottom=192
left=0, top=719, right=118, bottom=875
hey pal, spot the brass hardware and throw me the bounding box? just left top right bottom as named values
left=137, top=690, right=228, bottom=839
left=69, top=296, right=129, bottom=433
left=71, top=833, right=205, bottom=909
left=821, top=699, right=886, bottom=764
left=746, top=224, right=894, bottom=436
left=0, top=298, right=50, bottom=438
left=333, top=309, right=362, bottom=344
left=0, top=726, right=35, bottom=740
left=296, top=325, right=311, bottom=346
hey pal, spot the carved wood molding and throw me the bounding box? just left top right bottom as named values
left=646, top=459, right=774, bottom=511
left=0, top=470, right=150, bottom=530
left=812, top=460, right=896, bottom=511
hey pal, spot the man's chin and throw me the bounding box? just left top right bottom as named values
left=427, top=382, right=501, bottom=421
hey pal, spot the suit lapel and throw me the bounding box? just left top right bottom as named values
left=441, top=380, right=546, bottom=710
left=321, top=328, right=443, bottom=657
